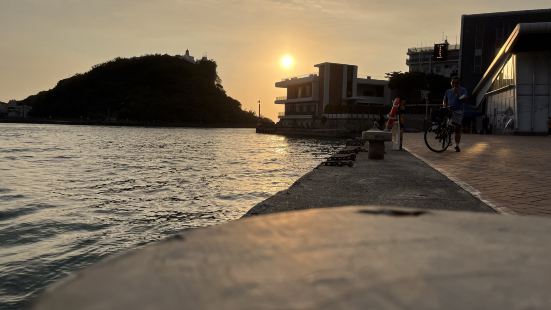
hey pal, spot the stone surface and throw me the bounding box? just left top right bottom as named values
left=403, top=133, right=551, bottom=215
left=246, top=143, right=493, bottom=216
left=362, top=130, right=392, bottom=141
left=32, top=206, right=551, bottom=310
left=368, top=140, right=385, bottom=159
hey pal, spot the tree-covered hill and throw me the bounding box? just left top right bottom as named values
left=21, top=55, right=263, bottom=125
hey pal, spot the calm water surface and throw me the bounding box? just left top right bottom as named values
left=0, top=124, right=341, bottom=309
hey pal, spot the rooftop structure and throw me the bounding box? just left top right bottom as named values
left=407, top=41, right=459, bottom=77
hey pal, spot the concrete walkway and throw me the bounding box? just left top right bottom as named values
left=246, top=143, right=493, bottom=216
left=403, top=133, right=551, bottom=216
left=33, top=206, right=551, bottom=310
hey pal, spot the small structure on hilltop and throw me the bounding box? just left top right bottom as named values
left=179, top=49, right=195, bottom=64
left=406, top=40, right=459, bottom=78
left=177, top=50, right=208, bottom=64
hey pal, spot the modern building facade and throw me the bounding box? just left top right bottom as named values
left=275, top=62, right=390, bottom=129
left=460, top=8, right=551, bottom=92
left=472, top=22, right=551, bottom=134
left=407, top=41, right=459, bottom=77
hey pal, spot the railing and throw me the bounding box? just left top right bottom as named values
left=407, top=44, right=459, bottom=53
left=275, top=96, right=315, bottom=103
left=280, top=73, right=318, bottom=81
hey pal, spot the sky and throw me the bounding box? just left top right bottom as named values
left=1, top=0, right=550, bottom=121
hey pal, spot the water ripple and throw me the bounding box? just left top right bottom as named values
left=0, top=123, right=341, bottom=309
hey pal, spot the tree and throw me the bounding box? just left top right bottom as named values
left=385, top=71, right=449, bottom=106
left=20, top=55, right=260, bottom=125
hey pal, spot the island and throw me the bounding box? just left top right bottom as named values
left=5, top=54, right=272, bottom=127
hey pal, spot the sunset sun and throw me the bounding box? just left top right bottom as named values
left=280, top=54, right=294, bottom=70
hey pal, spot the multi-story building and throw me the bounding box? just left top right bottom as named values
left=406, top=41, right=459, bottom=77
left=472, top=22, right=551, bottom=135
left=3, top=100, right=31, bottom=118
left=460, top=8, right=551, bottom=92
left=275, top=62, right=390, bottom=129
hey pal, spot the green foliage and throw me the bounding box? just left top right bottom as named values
left=21, top=54, right=259, bottom=124
left=385, top=71, right=449, bottom=105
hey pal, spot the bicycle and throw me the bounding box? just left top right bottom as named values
left=424, top=108, right=454, bottom=153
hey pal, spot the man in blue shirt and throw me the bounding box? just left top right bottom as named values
left=443, top=77, right=468, bottom=152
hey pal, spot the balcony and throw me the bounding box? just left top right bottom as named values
left=275, top=74, right=318, bottom=88
left=275, top=96, right=287, bottom=104
left=280, top=73, right=318, bottom=82
left=278, top=112, right=313, bottom=119
left=274, top=96, right=314, bottom=104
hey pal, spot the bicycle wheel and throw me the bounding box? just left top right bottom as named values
left=424, top=123, right=451, bottom=153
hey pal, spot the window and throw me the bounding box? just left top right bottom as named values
left=489, top=56, right=515, bottom=92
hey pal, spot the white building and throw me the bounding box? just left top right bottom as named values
left=472, top=22, right=551, bottom=134
left=275, top=62, right=390, bottom=129
left=407, top=41, right=459, bottom=77
left=5, top=100, right=31, bottom=118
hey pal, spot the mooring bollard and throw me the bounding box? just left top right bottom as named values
left=391, top=118, right=402, bottom=150
left=362, top=129, right=392, bottom=160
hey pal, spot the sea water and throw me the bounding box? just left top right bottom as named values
left=0, top=124, right=341, bottom=309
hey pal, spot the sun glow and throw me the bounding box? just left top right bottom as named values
left=280, top=55, right=294, bottom=70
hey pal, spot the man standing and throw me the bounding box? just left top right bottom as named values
left=443, top=77, right=468, bottom=152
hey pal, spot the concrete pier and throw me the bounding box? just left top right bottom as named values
left=32, top=206, right=551, bottom=310
left=246, top=143, right=493, bottom=216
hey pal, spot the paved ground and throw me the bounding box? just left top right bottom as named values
left=403, top=133, right=551, bottom=216
left=245, top=143, right=492, bottom=216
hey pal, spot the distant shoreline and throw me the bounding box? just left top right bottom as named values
left=0, top=118, right=259, bottom=128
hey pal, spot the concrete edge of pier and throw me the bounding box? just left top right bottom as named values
left=244, top=142, right=494, bottom=217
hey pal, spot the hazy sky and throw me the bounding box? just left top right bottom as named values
left=1, top=1, right=550, bottom=120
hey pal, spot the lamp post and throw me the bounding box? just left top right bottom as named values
left=420, top=90, right=430, bottom=130
left=258, top=100, right=261, bottom=122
